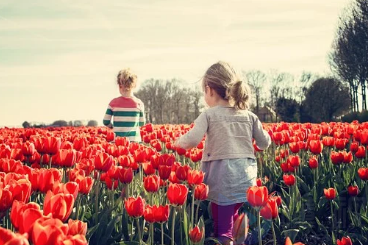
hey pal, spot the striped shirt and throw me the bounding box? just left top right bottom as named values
left=103, top=96, right=146, bottom=142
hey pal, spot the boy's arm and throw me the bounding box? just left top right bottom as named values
left=103, top=105, right=113, bottom=127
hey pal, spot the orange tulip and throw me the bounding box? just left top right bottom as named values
left=285, top=237, right=305, bottom=245
left=187, top=169, right=204, bottom=186
left=246, top=186, right=268, bottom=208
left=67, top=219, right=87, bottom=236
left=31, top=216, right=68, bottom=245
left=260, top=198, right=279, bottom=220
left=232, top=213, right=249, bottom=245
left=324, top=188, right=337, bottom=200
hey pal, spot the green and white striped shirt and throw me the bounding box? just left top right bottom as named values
left=103, top=96, right=145, bottom=142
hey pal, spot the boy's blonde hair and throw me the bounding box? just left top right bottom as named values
left=117, top=68, right=137, bottom=91
left=203, top=61, right=251, bottom=110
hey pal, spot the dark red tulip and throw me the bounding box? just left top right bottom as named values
left=350, top=141, right=359, bottom=153
left=158, top=165, right=171, bottom=180
left=347, top=185, right=359, bottom=196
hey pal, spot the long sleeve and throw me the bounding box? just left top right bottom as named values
left=175, top=112, right=208, bottom=150
left=252, top=116, right=271, bottom=150
left=103, top=105, right=113, bottom=126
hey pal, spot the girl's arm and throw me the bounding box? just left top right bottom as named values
left=175, top=112, right=208, bottom=150
left=252, top=116, right=271, bottom=150
left=103, top=105, right=113, bottom=127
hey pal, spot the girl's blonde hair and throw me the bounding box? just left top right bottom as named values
left=203, top=61, right=251, bottom=110
left=117, top=68, right=137, bottom=91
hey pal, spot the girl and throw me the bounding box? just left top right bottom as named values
left=174, top=61, right=271, bottom=245
left=103, top=68, right=146, bottom=142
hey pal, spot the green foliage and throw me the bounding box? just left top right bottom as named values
left=342, top=110, right=368, bottom=122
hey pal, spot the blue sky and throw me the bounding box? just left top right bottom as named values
left=0, top=0, right=350, bottom=127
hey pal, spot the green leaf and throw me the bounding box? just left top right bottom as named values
left=100, top=215, right=121, bottom=245
left=281, top=228, right=299, bottom=241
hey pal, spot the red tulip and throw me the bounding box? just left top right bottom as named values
left=175, top=165, right=190, bottom=181
left=142, top=161, right=155, bottom=175
left=246, top=186, right=268, bottom=208
left=125, top=196, right=145, bottom=218
left=158, top=165, right=171, bottom=180
left=308, top=156, right=318, bottom=169
left=358, top=167, right=368, bottom=180
left=355, top=146, right=366, bottom=158
left=337, top=236, right=352, bottom=245
left=260, top=198, right=279, bottom=220
left=335, top=138, right=348, bottom=150
left=0, top=227, right=29, bottom=245
left=115, top=136, right=130, bottom=147
left=194, top=183, right=209, bottom=200
left=94, top=152, right=113, bottom=172
left=189, top=225, right=204, bottom=243
left=288, top=142, right=299, bottom=153
left=31, top=216, right=68, bottom=245
left=21, top=141, right=36, bottom=157
left=283, top=174, right=296, bottom=186
left=331, top=151, right=344, bottom=165
left=52, top=181, right=79, bottom=201
left=322, top=136, right=334, bottom=147
left=324, top=188, right=337, bottom=200
left=115, top=166, right=133, bottom=184
left=144, top=175, right=161, bottom=193
left=75, top=176, right=94, bottom=195
left=43, top=191, right=75, bottom=222
left=287, top=155, right=300, bottom=168
left=187, top=169, right=204, bottom=186
left=347, top=185, right=359, bottom=196
left=350, top=141, right=359, bottom=153
left=342, top=151, right=353, bottom=163
left=67, top=219, right=87, bottom=236
left=10, top=200, right=42, bottom=233
left=167, top=183, right=188, bottom=206
left=143, top=204, right=170, bottom=223
left=54, top=149, right=77, bottom=167
left=309, top=139, right=323, bottom=155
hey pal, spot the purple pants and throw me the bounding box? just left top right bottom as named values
left=211, top=202, right=243, bottom=241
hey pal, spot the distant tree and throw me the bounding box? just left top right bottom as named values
left=22, top=121, right=31, bottom=128
left=52, top=120, right=68, bottom=127
left=74, top=120, right=83, bottom=127
left=302, top=77, right=351, bottom=122
left=244, top=70, right=267, bottom=114
left=87, top=120, right=98, bottom=127
left=329, top=0, right=368, bottom=111
left=276, top=97, right=300, bottom=122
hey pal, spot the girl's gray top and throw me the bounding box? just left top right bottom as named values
left=176, top=106, right=271, bottom=205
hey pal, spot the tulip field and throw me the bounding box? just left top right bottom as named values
left=1, top=122, right=368, bottom=245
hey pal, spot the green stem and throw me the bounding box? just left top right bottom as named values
left=195, top=201, right=200, bottom=224
left=271, top=221, right=276, bottom=245
left=191, top=187, right=195, bottom=228
left=257, top=210, right=262, bottom=245
left=94, top=171, right=101, bottom=224
left=150, top=223, right=154, bottom=245
left=330, top=201, right=335, bottom=242
left=171, top=207, right=177, bottom=245
left=136, top=218, right=142, bottom=245
left=161, top=222, right=164, bottom=245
